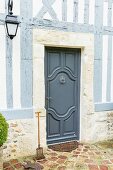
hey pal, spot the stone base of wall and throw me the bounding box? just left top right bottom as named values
left=3, top=117, right=47, bottom=161
left=82, top=112, right=108, bottom=142
left=80, top=111, right=113, bottom=143
left=3, top=111, right=113, bottom=160
left=107, top=112, right=113, bottom=139
left=0, top=147, right=3, bottom=170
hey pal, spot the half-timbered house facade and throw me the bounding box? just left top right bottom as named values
left=0, top=0, right=113, bottom=159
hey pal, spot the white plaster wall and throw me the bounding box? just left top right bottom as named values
left=33, top=0, right=43, bottom=17
left=89, top=0, right=95, bottom=25
left=0, top=0, right=5, bottom=13
left=13, top=0, right=20, bottom=15
left=103, top=2, right=108, bottom=26
left=52, top=0, right=62, bottom=21
left=112, top=4, right=113, bottom=27
left=0, top=26, right=7, bottom=109
left=78, top=0, right=84, bottom=23
left=67, top=0, right=73, bottom=22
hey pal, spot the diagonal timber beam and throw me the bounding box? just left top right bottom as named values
left=35, top=0, right=58, bottom=20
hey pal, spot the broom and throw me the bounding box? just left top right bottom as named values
left=35, top=112, right=45, bottom=160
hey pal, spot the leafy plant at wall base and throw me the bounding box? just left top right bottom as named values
left=0, top=113, right=8, bottom=147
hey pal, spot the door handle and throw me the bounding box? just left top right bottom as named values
left=46, top=97, right=52, bottom=100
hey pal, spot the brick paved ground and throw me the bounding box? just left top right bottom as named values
left=3, top=143, right=113, bottom=170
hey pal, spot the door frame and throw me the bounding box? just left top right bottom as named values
left=33, top=29, right=94, bottom=145
left=45, top=47, right=81, bottom=144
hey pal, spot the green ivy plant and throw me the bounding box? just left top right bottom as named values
left=0, top=113, right=8, bottom=147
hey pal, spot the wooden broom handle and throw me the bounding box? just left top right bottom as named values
left=38, top=112, right=40, bottom=148
left=36, top=112, right=41, bottom=148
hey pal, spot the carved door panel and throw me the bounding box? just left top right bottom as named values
left=45, top=47, right=81, bottom=144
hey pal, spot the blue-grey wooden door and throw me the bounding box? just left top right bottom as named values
left=45, top=47, right=81, bottom=144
